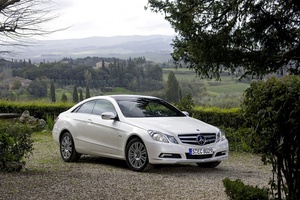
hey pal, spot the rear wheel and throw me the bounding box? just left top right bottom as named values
left=196, top=161, right=221, bottom=168
left=60, top=132, right=81, bottom=162
left=125, top=138, right=152, bottom=172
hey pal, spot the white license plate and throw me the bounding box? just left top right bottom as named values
left=189, top=148, right=213, bottom=155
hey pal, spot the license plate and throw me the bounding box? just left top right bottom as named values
left=189, top=148, right=213, bottom=155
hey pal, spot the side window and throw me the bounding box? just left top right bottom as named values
left=76, top=100, right=96, bottom=114
left=93, top=99, right=116, bottom=115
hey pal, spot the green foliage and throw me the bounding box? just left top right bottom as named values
left=242, top=75, right=300, bottom=199
left=11, top=80, right=22, bottom=90
left=85, top=84, right=90, bottom=99
left=50, top=81, right=56, bottom=102
left=147, top=0, right=300, bottom=79
left=12, top=57, right=163, bottom=92
left=223, top=178, right=269, bottom=200
left=166, top=71, right=181, bottom=103
left=45, top=114, right=55, bottom=131
left=193, top=106, right=242, bottom=130
left=0, top=121, right=33, bottom=171
left=0, top=100, right=73, bottom=119
left=72, top=85, right=78, bottom=103
left=221, top=126, right=253, bottom=152
left=175, top=94, right=194, bottom=115
left=61, top=93, right=68, bottom=102
left=27, top=79, right=47, bottom=98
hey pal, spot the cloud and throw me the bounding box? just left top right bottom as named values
left=43, top=0, right=174, bottom=39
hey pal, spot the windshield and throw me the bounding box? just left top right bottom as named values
left=116, top=97, right=186, bottom=118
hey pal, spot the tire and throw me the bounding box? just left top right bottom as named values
left=125, top=138, right=152, bottom=172
left=60, top=132, right=81, bottom=162
left=196, top=161, right=221, bottom=168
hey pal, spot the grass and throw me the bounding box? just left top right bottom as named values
left=207, top=82, right=249, bottom=93
left=26, top=131, right=62, bottom=170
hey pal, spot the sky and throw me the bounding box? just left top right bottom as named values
left=43, top=0, right=175, bottom=40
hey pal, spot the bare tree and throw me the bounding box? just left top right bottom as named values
left=0, top=0, right=60, bottom=55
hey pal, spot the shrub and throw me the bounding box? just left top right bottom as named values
left=0, top=121, right=33, bottom=172
left=193, top=106, right=243, bottom=130
left=45, top=114, right=55, bottom=131
left=176, top=94, right=195, bottom=115
left=242, top=76, right=300, bottom=199
left=220, top=126, right=253, bottom=152
left=223, top=178, right=269, bottom=200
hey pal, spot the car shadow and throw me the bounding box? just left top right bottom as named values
left=76, top=155, right=228, bottom=174
left=78, top=155, right=128, bottom=169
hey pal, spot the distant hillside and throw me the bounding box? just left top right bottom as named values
left=16, top=35, right=174, bottom=63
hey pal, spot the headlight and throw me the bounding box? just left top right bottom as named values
left=148, top=130, right=178, bottom=144
left=216, top=130, right=226, bottom=142
left=165, top=134, right=178, bottom=144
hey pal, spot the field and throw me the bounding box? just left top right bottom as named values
left=3, top=67, right=250, bottom=108
left=162, top=68, right=250, bottom=107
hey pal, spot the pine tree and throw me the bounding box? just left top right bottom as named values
left=165, top=71, right=180, bottom=103
left=79, top=89, right=84, bottom=101
left=50, top=81, right=56, bottom=102
left=73, top=85, right=78, bottom=103
left=85, top=84, right=90, bottom=99
left=61, top=93, right=68, bottom=102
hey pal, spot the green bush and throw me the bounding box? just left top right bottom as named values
left=242, top=75, right=300, bottom=199
left=0, top=100, right=73, bottom=119
left=193, top=106, right=243, bottom=130
left=0, top=121, right=33, bottom=172
left=45, top=114, right=55, bottom=131
left=220, top=126, right=253, bottom=152
left=176, top=94, right=195, bottom=114
left=223, top=178, right=269, bottom=200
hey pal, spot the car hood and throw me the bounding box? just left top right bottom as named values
left=123, top=116, right=219, bottom=135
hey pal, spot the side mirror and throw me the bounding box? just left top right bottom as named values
left=182, top=111, right=189, bottom=116
left=101, top=112, right=117, bottom=120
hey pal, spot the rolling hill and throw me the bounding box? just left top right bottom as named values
left=15, top=35, right=174, bottom=63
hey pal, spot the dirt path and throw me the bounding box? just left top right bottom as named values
left=0, top=152, right=271, bottom=200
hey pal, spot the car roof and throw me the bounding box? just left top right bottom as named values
left=109, top=95, right=159, bottom=101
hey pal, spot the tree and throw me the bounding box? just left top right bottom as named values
left=147, top=0, right=300, bottom=79
left=176, top=94, right=194, bottom=115
left=0, top=0, right=60, bottom=55
left=50, top=81, right=56, bottom=102
left=85, top=84, right=90, bottom=99
left=78, top=88, right=84, bottom=101
left=165, top=71, right=181, bottom=103
left=72, top=85, right=78, bottom=103
left=27, top=79, right=47, bottom=98
left=61, top=93, right=67, bottom=102
left=242, top=76, right=300, bottom=199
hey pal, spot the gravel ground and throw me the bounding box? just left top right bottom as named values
left=0, top=134, right=272, bottom=200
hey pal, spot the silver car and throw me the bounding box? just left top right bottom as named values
left=52, top=95, right=229, bottom=171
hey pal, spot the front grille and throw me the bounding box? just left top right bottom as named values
left=178, top=133, right=216, bottom=146
left=185, top=153, right=213, bottom=159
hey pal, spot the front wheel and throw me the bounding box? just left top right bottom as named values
left=125, top=138, right=152, bottom=172
left=196, top=161, right=221, bottom=168
left=60, top=132, right=81, bottom=162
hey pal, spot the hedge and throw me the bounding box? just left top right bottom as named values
left=0, top=100, right=73, bottom=119
left=0, top=101, right=243, bottom=128
left=192, top=106, right=243, bottom=130
left=0, top=101, right=249, bottom=151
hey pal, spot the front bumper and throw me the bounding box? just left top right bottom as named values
left=146, top=139, right=229, bottom=165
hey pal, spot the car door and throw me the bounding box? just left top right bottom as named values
left=70, top=100, right=96, bottom=152
left=85, top=99, right=122, bottom=157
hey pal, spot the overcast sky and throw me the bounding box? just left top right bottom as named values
left=43, top=0, right=175, bottom=40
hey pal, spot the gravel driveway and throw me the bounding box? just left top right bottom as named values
left=0, top=133, right=271, bottom=200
